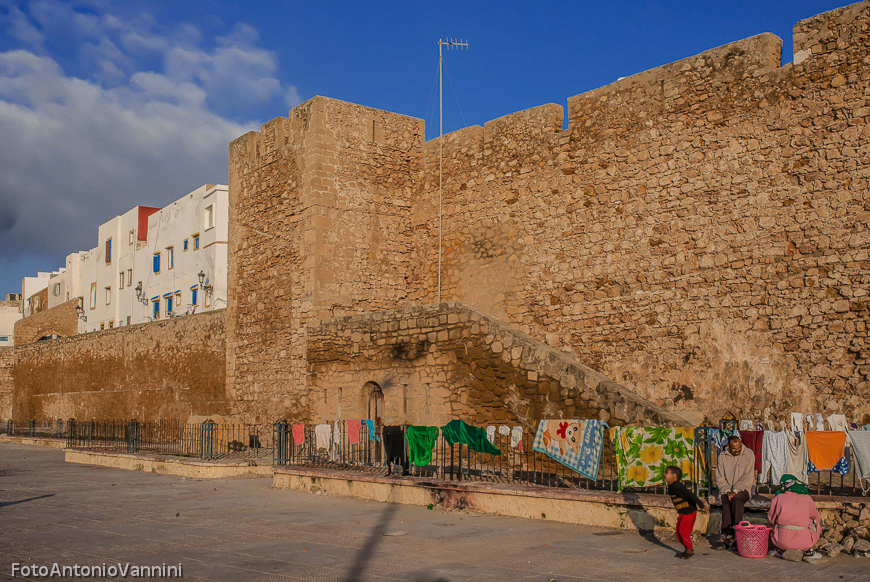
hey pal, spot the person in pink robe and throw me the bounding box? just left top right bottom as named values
left=767, top=474, right=821, bottom=552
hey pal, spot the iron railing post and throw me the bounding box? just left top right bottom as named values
left=29, top=419, right=35, bottom=437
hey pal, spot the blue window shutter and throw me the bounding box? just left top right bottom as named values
left=153, top=300, right=159, bottom=319
left=153, top=254, right=160, bottom=273
left=191, top=289, right=197, bottom=306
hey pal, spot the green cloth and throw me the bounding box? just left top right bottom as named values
left=440, top=420, right=502, bottom=456
left=406, top=426, right=439, bottom=467
left=777, top=473, right=810, bottom=495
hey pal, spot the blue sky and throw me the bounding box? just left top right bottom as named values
left=0, top=0, right=849, bottom=296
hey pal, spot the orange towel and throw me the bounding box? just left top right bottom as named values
left=806, top=431, right=846, bottom=471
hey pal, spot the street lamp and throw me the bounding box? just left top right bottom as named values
left=75, top=302, right=87, bottom=322
left=134, top=281, right=148, bottom=305
left=197, top=271, right=213, bottom=296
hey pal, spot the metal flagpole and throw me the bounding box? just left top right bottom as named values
left=437, top=38, right=468, bottom=304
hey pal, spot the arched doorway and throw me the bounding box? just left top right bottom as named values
left=365, top=382, right=384, bottom=429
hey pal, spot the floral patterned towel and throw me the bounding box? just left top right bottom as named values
left=611, top=427, right=697, bottom=491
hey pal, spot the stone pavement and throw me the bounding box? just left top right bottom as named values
left=0, top=444, right=868, bottom=582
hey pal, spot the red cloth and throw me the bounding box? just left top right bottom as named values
left=740, top=430, right=764, bottom=473
left=347, top=420, right=361, bottom=446
left=292, top=424, right=304, bottom=446
left=676, top=512, right=696, bottom=552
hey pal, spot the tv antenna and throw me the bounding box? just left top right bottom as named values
left=437, top=38, right=468, bottom=304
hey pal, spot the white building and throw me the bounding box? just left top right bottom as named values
left=21, top=271, right=62, bottom=316
left=0, top=295, right=22, bottom=346
left=133, top=184, right=228, bottom=324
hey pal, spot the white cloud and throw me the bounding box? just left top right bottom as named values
left=0, top=0, right=300, bottom=273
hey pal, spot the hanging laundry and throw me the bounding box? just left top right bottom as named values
left=363, top=419, right=380, bottom=442
left=610, top=427, right=696, bottom=491
left=510, top=426, right=523, bottom=449
left=315, top=424, right=332, bottom=450
left=805, top=431, right=846, bottom=472
left=498, top=425, right=511, bottom=436
left=333, top=420, right=341, bottom=445
left=759, top=431, right=789, bottom=485
left=790, top=413, right=805, bottom=433
left=486, top=426, right=496, bottom=443
left=827, top=414, right=848, bottom=432
left=382, top=425, right=408, bottom=475
left=347, top=420, right=361, bottom=446
left=815, top=413, right=825, bottom=431
left=739, top=430, right=764, bottom=473
left=440, top=420, right=502, bottom=455
left=739, top=420, right=754, bottom=431
left=785, top=429, right=808, bottom=483
left=406, top=426, right=439, bottom=467
left=805, top=414, right=815, bottom=430
left=847, top=431, right=870, bottom=484
left=714, top=428, right=740, bottom=451
left=292, top=424, right=305, bottom=446
left=533, top=419, right=607, bottom=480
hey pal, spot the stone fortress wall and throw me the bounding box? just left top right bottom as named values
left=229, top=1, right=870, bottom=426
left=8, top=2, right=870, bottom=427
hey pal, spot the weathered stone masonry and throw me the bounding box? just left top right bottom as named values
left=12, top=310, right=228, bottom=421
left=230, top=2, right=870, bottom=426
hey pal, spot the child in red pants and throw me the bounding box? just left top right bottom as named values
left=665, top=465, right=709, bottom=559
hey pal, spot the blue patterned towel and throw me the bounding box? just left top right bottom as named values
left=533, top=419, right=608, bottom=480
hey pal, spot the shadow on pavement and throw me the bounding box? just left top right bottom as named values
left=622, top=493, right=680, bottom=554
left=345, top=503, right=398, bottom=582
left=0, top=493, right=55, bottom=508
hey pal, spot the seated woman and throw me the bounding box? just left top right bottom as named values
left=767, top=474, right=821, bottom=556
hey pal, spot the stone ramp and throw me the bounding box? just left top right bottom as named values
left=308, top=301, right=688, bottom=427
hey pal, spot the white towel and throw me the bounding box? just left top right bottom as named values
left=486, top=426, right=496, bottom=443
left=785, top=429, right=808, bottom=483
left=315, top=424, right=332, bottom=450
left=847, top=431, right=870, bottom=480
left=827, top=414, right=848, bottom=432
left=510, top=426, right=522, bottom=448
left=759, top=431, right=789, bottom=485
left=805, top=414, right=815, bottom=430
left=815, top=413, right=824, bottom=430
left=498, top=425, right=510, bottom=436
left=739, top=420, right=754, bottom=431
left=790, top=413, right=805, bottom=433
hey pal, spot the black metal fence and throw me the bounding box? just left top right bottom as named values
left=274, top=422, right=868, bottom=498
left=65, top=419, right=271, bottom=460
left=0, top=419, right=68, bottom=439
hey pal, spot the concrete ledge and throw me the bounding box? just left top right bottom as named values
left=64, top=449, right=273, bottom=479
left=273, top=466, right=707, bottom=532
left=0, top=435, right=67, bottom=448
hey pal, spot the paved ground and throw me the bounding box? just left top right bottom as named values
left=1, top=444, right=868, bottom=582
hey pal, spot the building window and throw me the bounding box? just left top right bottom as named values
left=129, top=229, right=135, bottom=245
left=100, top=322, right=105, bottom=331
left=152, top=299, right=160, bottom=320
left=193, top=234, right=200, bottom=250
left=183, top=238, right=189, bottom=251
left=127, top=269, right=132, bottom=286
left=90, top=283, right=97, bottom=309
left=119, top=273, right=125, bottom=289
left=105, top=238, right=112, bottom=264
left=0, top=336, right=8, bottom=342
left=204, top=292, right=211, bottom=309
left=153, top=253, right=161, bottom=273
left=108, top=320, right=114, bottom=329
left=191, top=287, right=198, bottom=307
left=175, top=292, right=182, bottom=311
left=53, top=283, right=61, bottom=296
left=205, top=205, right=214, bottom=230
left=166, top=294, right=174, bottom=316
left=167, top=246, right=174, bottom=269
left=105, top=286, right=111, bottom=305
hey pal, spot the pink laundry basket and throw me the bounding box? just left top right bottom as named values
left=733, top=521, right=770, bottom=558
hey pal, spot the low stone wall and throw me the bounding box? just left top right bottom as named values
left=818, top=500, right=870, bottom=557
left=0, top=347, right=12, bottom=419
left=12, top=310, right=229, bottom=421
left=64, top=449, right=272, bottom=478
